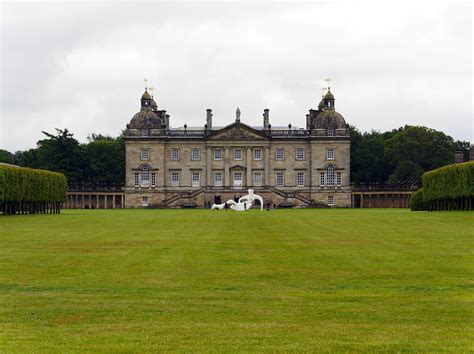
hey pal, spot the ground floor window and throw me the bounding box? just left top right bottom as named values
left=141, top=165, right=150, bottom=186
left=142, top=196, right=149, bottom=207
left=171, top=172, right=180, bottom=187
left=276, top=172, right=284, bottom=187
left=254, top=172, right=262, bottom=186
left=320, top=172, right=325, bottom=186
left=214, top=172, right=222, bottom=186
left=327, top=195, right=334, bottom=206
left=296, top=172, right=305, bottom=187
left=327, top=165, right=335, bottom=186
left=192, top=172, right=200, bottom=187
left=134, top=173, right=139, bottom=187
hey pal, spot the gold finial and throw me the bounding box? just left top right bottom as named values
left=325, top=78, right=331, bottom=91
left=144, top=78, right=148, bottom=91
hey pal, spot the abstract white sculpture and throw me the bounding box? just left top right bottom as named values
left=211, top=188, right=264, bottom=211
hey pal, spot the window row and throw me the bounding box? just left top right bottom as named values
left=134, top=169, right=311, bottom=187
left=141, top=147, right=335, bottom=161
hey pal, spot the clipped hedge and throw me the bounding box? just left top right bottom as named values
left=422, top=162, right=474, bottom=211
left=0, top=164, right=67, bottom=215
left=410, top=188, right=426, bottom=211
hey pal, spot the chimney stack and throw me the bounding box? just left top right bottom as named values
left=263, top=109, right=270, bottom=129
left=206, top=109, right=212, bottom=130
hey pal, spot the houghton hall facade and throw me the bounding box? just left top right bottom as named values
left=124, top=88, right=351, bottom=208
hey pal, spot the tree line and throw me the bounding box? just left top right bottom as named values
left=0, top=125, right=469, bottom=186
left=410, top=161, right=473, bottom=211
left=0, top=129, right=125, bottom=185
left=0, top=164, right=67, bottom=215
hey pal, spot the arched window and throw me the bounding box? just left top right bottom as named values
left=327, top=165, right=335, bottom=186
left=140, top=165, right=150, bottom=186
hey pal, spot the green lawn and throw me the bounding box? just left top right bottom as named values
left=0, top=209, right=473, bottom=352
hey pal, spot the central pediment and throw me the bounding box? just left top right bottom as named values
left=208, top=122, right=267, bottom=140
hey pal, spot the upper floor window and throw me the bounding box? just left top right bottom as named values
left=140, top=148, right=150, bottom=161
left=151, top=173, right=156, bottom=187
left=327, top=148, right=335, bottom=160
left=275, top=172, right=284, bottom=187
left=276, top=148, right=284, bottom=160
left=327, top=128, right=334, bottom=137
left=296, top=148, right=305, bottom=160
left=254, top=148, right=262, bottom=160
left=171, top=148, right=180, bottom=161
left=171, top=171, right=180, bottom=187
left=327, top=165, right=335, bottom=186
left=234, top=149, right=242, bottom=160
left=214, top=148, right=222, bottom=160
left=296, top=172, right=305, bottom=187
left=191, top=148, right=200, bottom=160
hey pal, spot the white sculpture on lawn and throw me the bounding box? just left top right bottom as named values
left=211, top=189, right=264, bottom=211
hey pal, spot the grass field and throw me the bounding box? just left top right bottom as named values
left=0, top=209, right=473, bottom=352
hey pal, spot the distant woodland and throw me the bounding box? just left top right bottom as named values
left=0, top=126, right=470, bottom=186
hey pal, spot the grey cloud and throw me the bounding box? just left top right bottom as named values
left=1, top=2, right=471, bottom=152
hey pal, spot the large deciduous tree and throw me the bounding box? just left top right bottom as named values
left=384, top=126, right=454, bottom=184
left=84, top=134, right=125, bottom=185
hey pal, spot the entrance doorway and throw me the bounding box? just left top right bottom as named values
left=233, top=172, right=243, bottom=188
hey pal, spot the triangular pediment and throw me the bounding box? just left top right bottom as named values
left=208, top=122, right=267, bottom=140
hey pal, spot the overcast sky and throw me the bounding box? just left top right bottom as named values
left=1, top=1, right=472, bottom=152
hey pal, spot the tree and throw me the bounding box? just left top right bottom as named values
left=350, top=126, right=396, bottom=184
left=0, top=149, right=14, bottom=164
left=384, top=126, right=454, bottom=184
left=84, top=134, right=125, bottom=185
left=35, top=129, right=87, bottom=183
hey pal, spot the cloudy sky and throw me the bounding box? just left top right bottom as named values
left=1, top=1, right=472, bottom=152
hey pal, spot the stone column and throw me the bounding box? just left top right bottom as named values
left=224, top=147, right=230, bottom=187
left=206, top=147, right=212, bottom=186
left=246, top=147, right=252, bottom=187
left=113, top=194, right=116, bottom=209
left=264, top=147, right=270, bottom=186
left=89, top=195, right=92, bottom=209
left=96, top=194, right=99, bottom=209
left=105, top=195, right=108, bottom=209
left=122, top=194, right=125, bottom=209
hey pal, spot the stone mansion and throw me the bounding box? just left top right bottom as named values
left=124, top=87, right=351, bottom=208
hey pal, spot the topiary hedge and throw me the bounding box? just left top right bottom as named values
left=421, top=161, right=474, bottom=211
left=410, top=188, right=426, bottom=211
left=0, top=164, right=67, bottom=215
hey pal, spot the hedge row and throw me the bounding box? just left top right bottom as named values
left=409, top=188, right=426, bottom=211
left=414, top=162, right=474, bottom=211
left=0, top=164, right=67, bottom=215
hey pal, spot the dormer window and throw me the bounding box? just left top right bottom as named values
left=327, top=128, right=334, bottom=137
left=141, top=129, right=149, bottom=137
